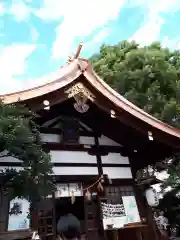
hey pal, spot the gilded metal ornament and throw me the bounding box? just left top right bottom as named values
left=65, top=83, right=95, bottom=113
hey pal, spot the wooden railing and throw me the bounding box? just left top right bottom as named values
left=0, top=229, right=39, bottom=240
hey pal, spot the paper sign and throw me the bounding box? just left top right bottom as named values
left=8, top=198, right=30, bottom=231
left=122, top=196, right=140, bottom=223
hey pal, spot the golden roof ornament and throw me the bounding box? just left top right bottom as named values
left=65, top=82, right=95, bottom=113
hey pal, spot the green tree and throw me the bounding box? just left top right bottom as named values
left=90, top=41, right=180, bottom=226
left=0, top=101, right=54, bottom=203
left=90, top=40, right=180, bottom=128
left=158, top=188, right=180, bottom=227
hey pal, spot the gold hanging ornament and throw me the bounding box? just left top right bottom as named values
left=97, top=182, right=104, bottom=192
left=85, top=189, right=92, bottom=201
left=107, top=175, right=112, bottom=184
left=100, top=177, right=104, bottom=184
left=71, top=190, right=76, bottom=204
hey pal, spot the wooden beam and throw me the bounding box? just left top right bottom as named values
left=40, top=127, right=100, bottom=137
left=43, top=142, right=128, bottom=155
left=48, top=118, right=62, bottom=128
left=0, top=162, right=130, bottom=168
left=95, top=135, right=103, bottom=176
left=54, top=175, right=133, bottom=185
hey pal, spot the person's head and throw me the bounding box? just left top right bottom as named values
left=61, top=227, right=80, bottom=240
left=160, top=211, right=164, bottom=216
left=57, top=212, right=81, bottom=240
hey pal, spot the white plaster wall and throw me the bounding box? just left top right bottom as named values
left=53, top=166, right=98, bottom=175
left=50, top=151, right=97, bottom=163
left=0, top=165, right=98, bottom=176
left=0, top=156, right=21, bottom=163
left=40, top=133, right=95, bottom=145
left=103, top=167, right=132, bottom=179
left=40, top=133, right=122, bottom=147
left=79, top=136, right=94, bottom=145
left=101, top=153, right=129, bottom=164
left=40, top=133, right=60, bottom=143
left=98, top=135, right=121, bottom=146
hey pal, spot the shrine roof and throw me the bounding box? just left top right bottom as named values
left=0, top=45, right=180, bottom=142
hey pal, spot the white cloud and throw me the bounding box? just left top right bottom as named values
left=162, top=36, right=180, bottom=50
left=0, top=44, right=36, bottom=94
left=9, top=0, right=31, bottom=21
left=129, top=0, right=180, bottom=45
left=0, top=3, right=5, bottom=16
left=129, top=15, right=164, bottom=45
left=132, top=0, right=180, bottom=14
left=30, top=25, right=39, bottom=42
left=93, top=28, right=111, bottom=43
left=35, top=0, right=65, bottom=20
left=36, top=0, right=126, bottom=59
left=84, top=28, right=110, bottom=50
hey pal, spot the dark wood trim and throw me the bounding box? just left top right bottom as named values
left=0, top=162, right=130, bottom=168
left=40, top=127, right=100, bottom=137
left=109, top=179, right=134, bottom=185
left=44, top=142, right=85, bottom=151
left=102, top=163, right=130, bottom=168
left=95, top=136, right=103, bottom=176
left=43, top=142, right=126, bottom=154
left=129, top=156, right=146, bottom=219
left=54, top=163, right=130, bottom=168
left=0, top=162, right=23, bottom=167
left=54, top=175, right=133, bottom=185
left=48, top=118, right=62, bottom=128
left=55, top=175, right=99, bottom=183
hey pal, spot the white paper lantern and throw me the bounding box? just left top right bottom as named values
left=145, top=187, right=159, bottom=207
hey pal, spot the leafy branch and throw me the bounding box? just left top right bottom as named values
left=0, top=101, right=54, bottom=202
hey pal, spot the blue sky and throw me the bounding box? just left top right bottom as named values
left=0, top=0, right=180, bottom=93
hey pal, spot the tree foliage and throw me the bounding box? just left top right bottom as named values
left=0, top=102, right=54, bottom=202
left=158, top=188, right=180, bottom=227
left=90, top=40, right=180, bottom=128
left=162, top=154, right=180, bottom=191
left=90, top=41, right=180, bottom=225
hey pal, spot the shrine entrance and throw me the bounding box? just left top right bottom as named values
left=34, top=182, right=103, bottom=240
left=55, top=197, right=86, bottom=236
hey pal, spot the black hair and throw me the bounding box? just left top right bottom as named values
left=57, top=213, right=81, bottom=239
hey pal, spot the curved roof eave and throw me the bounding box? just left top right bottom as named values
left=0, top=59, right=82, bottom=104
left=1, top=58, right=180, bottom=139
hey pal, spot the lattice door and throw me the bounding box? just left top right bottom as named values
left=36, top=198, right=56, bottom=240
left=84, top=199, right=101, bottom=240
left=83, top=182, right=103, bottom=240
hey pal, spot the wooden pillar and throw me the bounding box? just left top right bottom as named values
left=129, top=157, right=159, bottom=240
left=0, top=189, right=9, bottom=232
left=143, top=185, right=159, bottom=240
left=129, top=157, right=146, bottom=219
left=32, top=197, right=56, bottom=239
left=94, top=135, right=103, bottom=176
left=83, top=183, right=101, bottom=240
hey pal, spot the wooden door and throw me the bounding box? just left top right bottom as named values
left=83, top=182, right=103, bottom=240
left=84, top=198, right=101, bottom=239
left=36, top=198, right=56, bottom=240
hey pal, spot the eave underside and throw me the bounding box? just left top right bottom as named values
left=35, top=97, right=176, bottom=169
